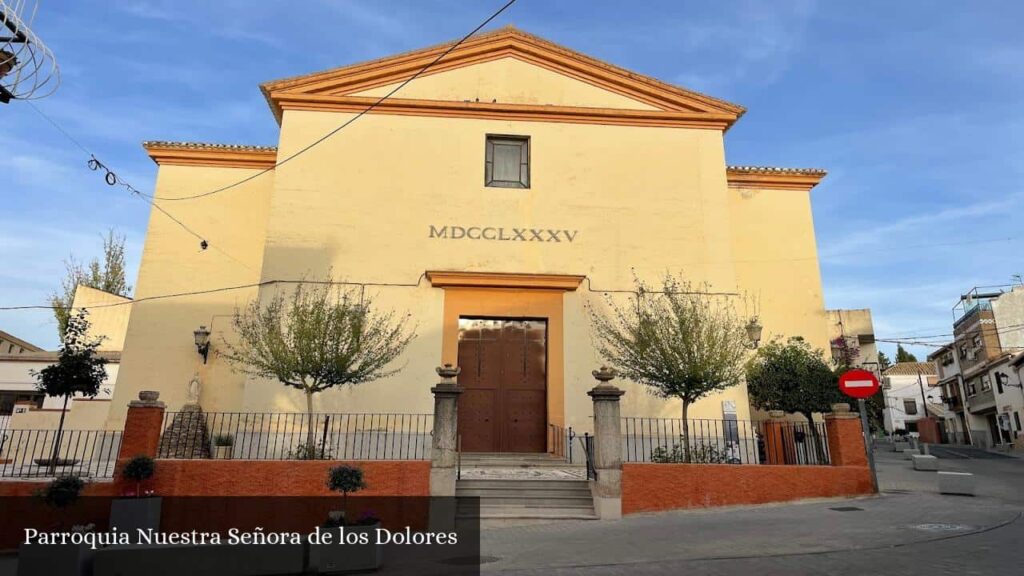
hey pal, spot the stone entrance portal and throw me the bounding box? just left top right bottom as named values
left=457, top=318, right=547, bottom=453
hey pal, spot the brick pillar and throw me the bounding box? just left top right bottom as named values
left=824, top=403, right=868, bottom=467
left=588, top=366, right=625, bottom=520
left=762, top=410, right=788, bottom=465
left=118, top=391, right=166, bottom=460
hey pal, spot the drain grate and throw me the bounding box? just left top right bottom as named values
left=830, top=506, right=864, bottom=512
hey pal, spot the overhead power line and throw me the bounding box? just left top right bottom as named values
left=26, top=101, right=253, bottom=270
left=144, top=0, right=520, bottom=202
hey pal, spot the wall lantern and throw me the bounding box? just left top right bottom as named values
left=997, top=371, right=1022, bottom=389
left=193, top=325, right=211, bottom=363
left=745, top=317, right=763, bottom=349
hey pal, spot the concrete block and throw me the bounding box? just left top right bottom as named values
left=893, top=441, right=910, bottom=452
left=912, top=454, right=939, bottom=471
left=938, top=471, right=976, bottom=496
left=902, top=448, right=917, bottom=459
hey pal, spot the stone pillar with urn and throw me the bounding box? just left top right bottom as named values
left=588, top=366, right=625, bottom=520
left=428, top=364, right=463, bottom=531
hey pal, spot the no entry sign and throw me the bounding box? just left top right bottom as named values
left=838, top=369, right=880, bottom=399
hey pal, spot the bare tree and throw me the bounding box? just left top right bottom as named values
left=50, top=229, right=131, bottom=338
left=221, top=279, right=416, bottom=456
left=589, top=274, right=753, bottom=462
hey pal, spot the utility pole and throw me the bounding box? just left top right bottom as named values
left=917, top=368, right=929, bottom=417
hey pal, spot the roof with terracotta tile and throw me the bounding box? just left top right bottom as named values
left=143, top=141, right=278, bottom=153
left=883, top=362, right=937, bottom=376
left=726, top=165, right=827, bottom=176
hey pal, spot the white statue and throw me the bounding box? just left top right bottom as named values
left=186, top=373, right=201, bottom=405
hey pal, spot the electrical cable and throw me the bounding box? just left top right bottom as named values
left=142, top=0, right=520, bottom=202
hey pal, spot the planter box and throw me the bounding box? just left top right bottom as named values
left=18, top=542, right=94, bottom=576
left=110, top=497, right=162, bottom=534
left=93, top=543, right=305, bottom=576
left=308, top=522, right=383, bottom=574
left=212, top=445, right=233, bottom=460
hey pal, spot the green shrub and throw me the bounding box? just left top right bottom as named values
left=289, top=443, right=331, bottom=460
left=326, top=465, right=367, bottom=526
left=213, top=434, right=234, bottom=447
left=650, top=442, right=730, bottom=464
left=121, top=455, right=156, bottom=497
left=38, top=475, right=85, bottom=511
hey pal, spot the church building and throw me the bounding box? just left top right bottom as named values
left=106, top=27, right=831, bottom=452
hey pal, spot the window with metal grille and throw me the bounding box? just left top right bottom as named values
left=485, top=135, right=530, bottom=188
left=903, top=399, right=918, bottom=415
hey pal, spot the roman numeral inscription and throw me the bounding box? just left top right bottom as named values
left=429, top=225, right=578, bottom=243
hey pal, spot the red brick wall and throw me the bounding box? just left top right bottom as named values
left=0, top=459, right=430, bottom=498
left=622, top=463, right=873, bottom=515
left=149, top=459, right=430, bottom=496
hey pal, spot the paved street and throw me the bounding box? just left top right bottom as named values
left=480, top=447, right=1024, bottom=575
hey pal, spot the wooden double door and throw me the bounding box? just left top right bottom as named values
left=457, top=317, right=548, bottom=453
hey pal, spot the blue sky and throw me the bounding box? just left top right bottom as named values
left=2, top=0, right=1022, bottom=358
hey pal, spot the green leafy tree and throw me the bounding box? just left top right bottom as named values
left=895, top=344, right=918, bottom=363
left=589, top=274, right=753, bottom=462
left=865, top=351, right=894, bottom=432
left=33, top=310, right=107, bottom=473
left=222, top=279, right=416, bottom=455
left=745, top=337, right=840, bottom=459
left=877, top=350, right=893, bottom=372
left=121, top=455, right=156, bottom=497
left=37, top=475, right=86, bottom=528
left=50, top=230, right=131, bottom=339
left=327, top=465, right=367, bottom=524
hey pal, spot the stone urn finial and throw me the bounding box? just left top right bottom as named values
left=436, top=363, right=461, bottom=382
left=592, top=366, right=616, bottom=385
left=139, top=391, right=160, bottom=402
left=831, top=403, right=851, bottom=414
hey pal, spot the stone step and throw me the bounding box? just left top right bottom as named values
left=456, top=479, right=590, bottom=490
left=459, top=454, right=572, bottom=467
left=457, top=487, right=592, bottom=499
left=458, top=505, right=598, bottom=520
left=459, top=495, right=594, bottom=506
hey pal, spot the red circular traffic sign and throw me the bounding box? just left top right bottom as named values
left=838, top=369, right=880, bottom=399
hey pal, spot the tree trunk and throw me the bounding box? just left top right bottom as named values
left=681, top=399, right=691, bottom=463
left=48, top=394, right=70, bottom=475
left=803, top=411, right=825, bottom=464
left=304, top=388, right=316, bottom=458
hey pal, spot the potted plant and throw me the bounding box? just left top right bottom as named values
left=308, top=465, right=382, bottom=573
left=212, top=434, right=234, bottom=460
left=110, top=455, right=161, bottom=534
left=20, top=476, right=96, bottom=574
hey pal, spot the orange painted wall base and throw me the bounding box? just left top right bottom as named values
left=622, top=463, right=873, bottom=515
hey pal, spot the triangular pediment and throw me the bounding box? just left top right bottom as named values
left=350, top=56, right=661, bottom=111
left=261, top=26, right=745, bottom=129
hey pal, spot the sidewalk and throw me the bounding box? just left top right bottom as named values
left=479, top=447, right=1024, bottom=574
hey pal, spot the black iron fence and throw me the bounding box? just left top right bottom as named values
left=158, top=411, right=433, bottom=460
left=622, top=417, right=830, bottom=466
left=578, top=432, right=596, bottom=480
left=0, top=428, right=122, bottom=478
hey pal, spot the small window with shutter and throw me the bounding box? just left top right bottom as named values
left=485, top=135, right=530, bottom=188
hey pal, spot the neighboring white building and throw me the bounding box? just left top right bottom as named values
left=881, top=362, right=941, bottom=435
left=0, top=286, right=130, bottom=431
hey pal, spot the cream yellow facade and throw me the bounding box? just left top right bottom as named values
left=106, top=28, right=832, bottom=435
